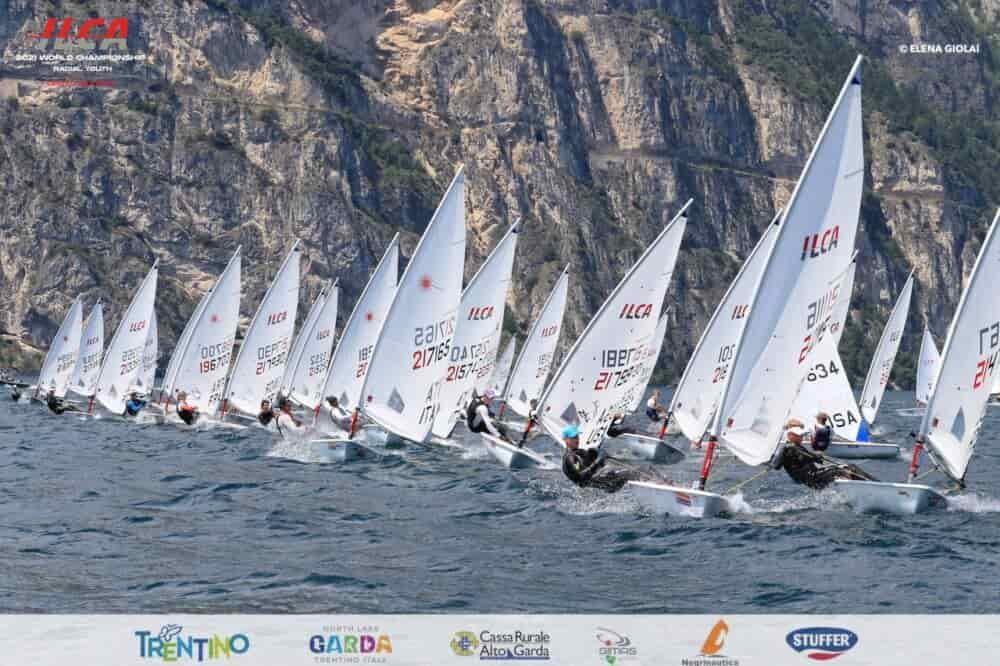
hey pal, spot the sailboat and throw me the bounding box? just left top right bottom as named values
left=600, top=310, right=683, bottom=462
left=92, top=261, right=159, bottom=415
left=160, top=247, right=242, bottom=419
left=629, top=56, right=865, bottom=517
left=222, top=242, right=300, bottom=420
left=314, top=235, right=399, bottom=435
left=325, top=166, right=465, bottom=459
left=281, top=280, right=338, bottom=410
left=836, top=209, right=1000, bottom=514
left=34, top=296, right=83, bottom=400
left=668, top=215, right=779, bottom=446
left=67, top=300, right=104, bottom=400
left=482, top=267, right=569, bottom=469
left=431, top=220, right=519, bottom=440
left=916, top=328, right=940, bottom=405
left=527, top=200, right=690, bottom=466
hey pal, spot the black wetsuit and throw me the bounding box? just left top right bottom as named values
left=562, top=447, right=638, bottom=493
left=606, top=417, right=632, bottom=438
left=11, top=386, right=22, bottom=401
left=774, top=444, right=874, bottom=489
left=258, top=410, right=275, bottom=427
left=178, top=404, right=198, bottom=426
left=46, top=395, right=76, bottom=415
left=812, top=425, right=832, bottom=452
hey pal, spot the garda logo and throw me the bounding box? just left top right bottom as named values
left=800, top=225, right=840, bottom=260
left=619, top=304, right=653, bottom=319
left=596, top=627, right=637, bottom=664
left=786, top=627, right=858, bottom=660
left=309, top=625, right=393, bottom=663
left=135, top=625, right=250, bottom=662
left=450, top=629, right=550, bottom=660
left=681, top=619, right=738, bottom=666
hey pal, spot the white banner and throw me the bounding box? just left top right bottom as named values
left=0, top=614, right=992, bottom=665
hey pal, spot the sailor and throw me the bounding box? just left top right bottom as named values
left=561, top=424, right=639, bottom=492
left=773, top=419, right=874, bottom=489
left=124, top=391, right=147, bottom=417
left=324, top=396, right=353, bottom=431
left=606, top=412, right=635, bottom=438
left=10, top=385, right=22, bottom=401
left=645, top=389, right=667, bottom=422
left=176, top=391, right=199, bottom=426
left=812, top=412, right=832, bottom=451
left=466, top=390, right=510, bottom=441
left=257, top=399, right=276, bottom=427
left=274, top=397, right=303, bottom=436
left=45, top=389, right=77, bottom=415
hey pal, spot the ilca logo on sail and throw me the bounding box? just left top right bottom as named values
left=681, top=619, right=739, bottom=666
left=596, top=627, right=637, bottom=664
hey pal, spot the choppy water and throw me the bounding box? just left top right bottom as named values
left=2, top=390, right=999, bottom=613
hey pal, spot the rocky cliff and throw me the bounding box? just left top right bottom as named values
left=1, top=0, right=998, bottom=389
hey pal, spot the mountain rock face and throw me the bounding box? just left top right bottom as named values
left=1, top=0, right=998, bottom=389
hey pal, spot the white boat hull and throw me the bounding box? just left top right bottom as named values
left=481, top=434, right=553, bottom=469
left=627, top=481, right=730, bottom=518
left=603, top=433, right=685, bottom=464
left=308, top=437, right=369, bottom=463
left=834, top=479, right=947, bottom=514
left=825, top=441, right=900, bottom=459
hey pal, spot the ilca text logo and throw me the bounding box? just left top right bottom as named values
left=681, top=619, right=739, bottom=666
left=450, top=629, right=551, bottom=660
left=135, top=624, right=250, bottom=662
left=786, top=627, right=858, bottom=660
left=596, top=627, right=637, bottom=665
left=309, top=623, right=393, bottom=664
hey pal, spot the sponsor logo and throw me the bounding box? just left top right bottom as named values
left=674, top=491, right=692, bottom=506
left=681, top=620, right=739, bottom=666
left=30, top=17, right=129, bottom=41
left=135, top=625, right=250, bottom=662
left=596, top=628, right=637, bottom=664
left=451, top=629, right=551, bottom=660
left=309, top=624, right=393, bottom=664
left=800, top=226, right=840, bottom=260
left=619, top=303, right=653, bottom=320
left=468, top=305, right=495, bottom=321
left=786, top=627, right=858, bottom=661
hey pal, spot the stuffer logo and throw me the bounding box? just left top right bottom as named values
left=785, top=627, right=858, bottom=660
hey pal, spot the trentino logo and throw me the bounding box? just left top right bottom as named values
left=786, top=627, right=858, bottom=660
left=135, top=625, right=250, bottom=662
left=596, top=627, right=637, bottom=664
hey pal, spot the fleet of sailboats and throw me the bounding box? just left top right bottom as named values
left=11, top=53, right=998, bottom=519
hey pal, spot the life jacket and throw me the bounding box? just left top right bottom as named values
left=465, top=399, right=483, bottom=431
left=813, top=425, right=832, bottom=451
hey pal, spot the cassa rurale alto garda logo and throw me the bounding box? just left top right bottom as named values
left=450, top=629, right=551, bottom=660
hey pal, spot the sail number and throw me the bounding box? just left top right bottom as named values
left=712, top=344, right=735, bottom=383
left=355, top=344, right=373, bottom=378
left=805, top=359, right=841, bottom=382
left=254, top=338, right=289, bottom=375
left=978, top=322, right=1000, bottom=354
left=594, top=347, right=641, bottom=390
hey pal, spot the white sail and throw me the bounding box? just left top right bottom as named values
left=432, top=220, right=520, bottom=438
left=537, top=201, right=690, bottom=449
left=320, top=235, right=399, bottom=411
left=503, top=267, right=569, bottom=418
left=486, top=336, right=517, bottom=398
left=628, top=311, right=670, bottom=413
left=94, top=262, right=159, bottom=413
left=788, top=260, right=860, bottom=439
left=358, top=167, right=467, bottom=442
left=858, top=272, right=914, bottom=422
left=36, top=296, right=83, bottom=397
left=669, top=218, right=778, bottom=441
left=68, top=300, right=104, bottom=397
left=165, top=248, right=242, bottom=415
left=717, top=57, right=864, bottom=466
left=281, top=286, right=327, bottom=396
left=284, top=282, right=339, bottom=409
left=916, top=328, right=940, bottom=406
left=920, top=209, right=1000, bottom=481
left=137, top=310, right=158, bottom=392
left=224, top=242, right=300, bottom=415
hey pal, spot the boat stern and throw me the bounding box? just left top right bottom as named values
left=834, top=479, right=946, bottom=514
left=627, top=481, right=729, bottom=518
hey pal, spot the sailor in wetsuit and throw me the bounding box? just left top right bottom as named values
left=45, top=389, right=78, bottom=415
left=176, top=391, right=199, bottom=426
left=606, top=413, right=635, bottom=438
left=466, top=390, right=511, bottom=442
left=560, top=424, right=639, bottom=493
left=124, top=391, right=147, bottom=417
left=257, top=399, right=276, bottom=427
left=811, top=412, right=832, bottom=452
left=773, top=420, right=874, bottom=489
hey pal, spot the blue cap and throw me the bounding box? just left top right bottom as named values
left=562, top=424, right=579, bottom=439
